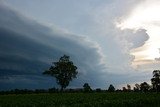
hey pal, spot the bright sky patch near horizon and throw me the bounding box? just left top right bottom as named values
left=118, top=0, right=160, bottom=64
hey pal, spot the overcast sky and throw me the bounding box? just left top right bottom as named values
left=0, top=0, right=160, bottom=90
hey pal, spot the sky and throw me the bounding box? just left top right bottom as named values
left=0, top=0, right=160, bottom=90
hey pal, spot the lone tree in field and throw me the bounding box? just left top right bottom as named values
left=151, top=70, right=160, bottom=92
left=43, top=55, right=78, bottom=91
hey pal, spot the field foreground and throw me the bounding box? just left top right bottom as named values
left=0, top=92, right=160, bottom=107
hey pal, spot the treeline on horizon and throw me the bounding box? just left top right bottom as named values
left=1, top=55, right=160, bottom=95
left=0, top=73, right=159, bottom=95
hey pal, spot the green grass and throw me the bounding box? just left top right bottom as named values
left=0, top=92, right=160, bottom=107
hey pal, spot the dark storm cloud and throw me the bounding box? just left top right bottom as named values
left=0, top=4, right=107, bottom=90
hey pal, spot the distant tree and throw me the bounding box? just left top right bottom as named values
left=134, top=83, right=140, bottom=92
left=83, top=83, right=92, bottom=92
left=116, top=89, right=122, bottom=92
left=140, top=82, right=150, bottom=92
left=151, top=70, right=160, bottom=92
left=108, top=84, right=115, bottom=92
left=135, top=83, right=140, bottom=90
left=95, top=88, right=102, bottom=92
left=127, top=84, right=131, bottom=91
left=122, top=87, right=127, bottom=92
left=43, top=55, right=78, bottom=91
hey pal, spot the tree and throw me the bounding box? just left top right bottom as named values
left=140, top=82, right=150, bottom=92
left=151, top=70, right=160, bottom=92
left=83, top=83, right=92, bottom=92
left=122, top=87, right=127, bottom=92
left=127, top=84, right=131, bottom=91
left=108, top=84, right=115, bottom=92
left=95, top=88, right=102, bottom=92
left=43, top=55, right=78, bottom=91
left=134, top=83, right=140, bottom=92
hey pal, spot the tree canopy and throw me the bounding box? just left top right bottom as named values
left=43, top=55, right=78, bottom=91
left=108, top=84, right=115, bottom=92
left=83, top=83, right=92, bottom=92
left=151, top=70, right=160, bottom=92
left=140, top=82, right=150, bottom=92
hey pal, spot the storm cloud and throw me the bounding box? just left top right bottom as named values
left=0, top=0, right=155, bottom=90
left=0, top=5, right=107, bottom=90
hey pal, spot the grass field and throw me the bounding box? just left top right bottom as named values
left=0, top=92, right=160, bottom=107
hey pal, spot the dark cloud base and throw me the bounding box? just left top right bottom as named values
left=0, top=4, right=109, bottom=90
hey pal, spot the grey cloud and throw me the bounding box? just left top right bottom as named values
left=80, top=1, right=152, bottom=87
left=155, top=58, right=160, bottom=61
left=155, top=49, right=160, bottom=61
left=0, top=75, right=55, bottom=90
left=155, top=55, right=160, bottom=61
left=0, top=1, right=153, bottom=90
left=0, top=5, right=107, bottom=90
left=123, top=29, right=149, bottom=49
